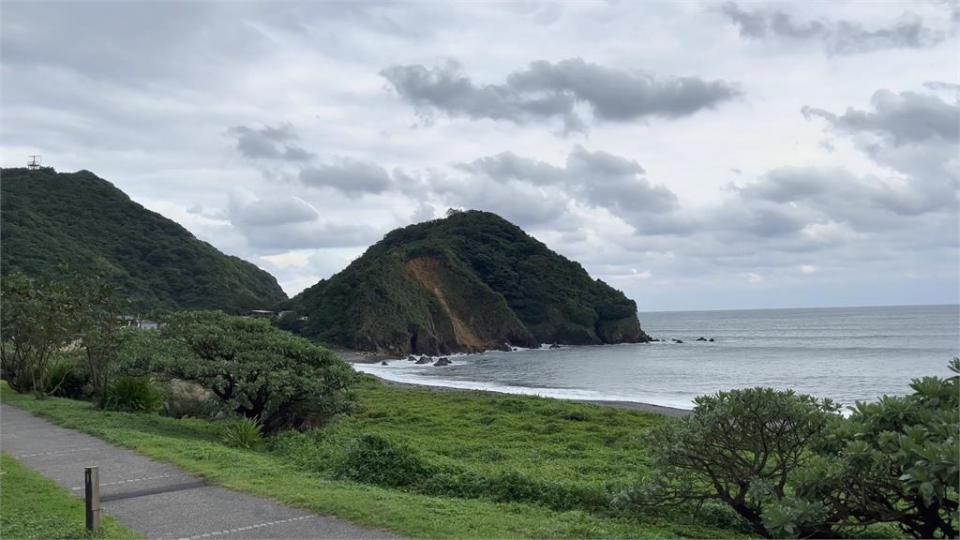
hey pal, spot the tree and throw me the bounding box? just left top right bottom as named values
left=0, top=273, right=78, bottom=394
left=623, top=388, right=842, bottom=538
left=73, top=277, right=129, bottom=407
left=794, top=360, right=959, bottom=538
left=625, top=363, right=960, bottom=538
left=151, top=311, right=356, bottom=434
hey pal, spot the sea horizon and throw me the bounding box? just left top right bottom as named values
left=639, top=302, right=958, bottom=314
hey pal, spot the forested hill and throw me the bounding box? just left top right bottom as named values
left=0, top=167, right=287, bottom=312
left=291, top=210, right=650, bottom=355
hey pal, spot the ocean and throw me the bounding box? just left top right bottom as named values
left=354, top=304, right=959, bottom=411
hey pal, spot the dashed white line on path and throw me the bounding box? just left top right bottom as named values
left=179, top=516, right=313, bottom=539
left=16, top=447, right=95, bottom=458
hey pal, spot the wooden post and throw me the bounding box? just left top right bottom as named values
left=84, top=466, right=100, bottom=532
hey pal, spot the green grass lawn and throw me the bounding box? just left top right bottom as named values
left=0, top=454, right=139, bottom=539
left=0, top=377, right=748, bottom=538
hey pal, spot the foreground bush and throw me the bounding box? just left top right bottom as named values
left=105, top=376, right=163, bottom=413
left=125, top=311, right=356, bottom=434
left=628, top=360, right=960, bottom=538
left=627, top=387, right=841, bottom=537
left=322, top=431, right=612, bottom=512
left=337, top=433, right=433, bottom=487
left=794, top=360, right=960, bottom=538
left=45, top=352, right=90, bottom=399
left=220, top=417, right=264, bottom=449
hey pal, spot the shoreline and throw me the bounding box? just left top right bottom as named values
left=335, top=347, right=692, bottom=417
left=363, top=373, right=692, bottom=417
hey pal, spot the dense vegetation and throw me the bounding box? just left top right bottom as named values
left=0, top=454, right=137, bottom=539
left=1, top=378, right=742, bottom=539
left=0, top=272, right=78, bottom=394
left=123, top=311, right=356, bottom=433
left=1, top=275, right=354, bottom=434
left=291, top=210, right=650, bottom=354
left=619, top=363, right=959, bottom=538
left=0, top=167, right=286, bottom=312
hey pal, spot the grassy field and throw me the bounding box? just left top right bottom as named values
left=1, top=377, right=748, bottom=538
left=0, top=454, right=139, bottom=539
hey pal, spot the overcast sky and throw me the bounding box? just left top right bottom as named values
left=2, top=1, right=957, bottom=311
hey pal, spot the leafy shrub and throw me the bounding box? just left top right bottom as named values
left=45, top=354, right=90, bottom=399
left=792, top=360, right=960, bottom=538
left=630, top=387, right=841, bottom=537
left=150, top=311, right=356, bottom=434
left=104, top=376, right=162, bottom=413
left=336, top=434, right=433, bottom=487
left=632, top=361, right=960, bottom=539
left=329, top=431, right=612, bottom=511
left=220, top=418, right=263, bottom=450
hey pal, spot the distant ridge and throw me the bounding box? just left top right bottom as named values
left=0, top=167, right=287, bottom=312
left=290, top=210, right=650, bottom=355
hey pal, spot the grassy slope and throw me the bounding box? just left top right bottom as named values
left=1, top=379, right=746, bottom=539
left=0, top=454, right=139, bottom=539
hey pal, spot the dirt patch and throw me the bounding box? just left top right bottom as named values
left=405, top=257, right=485, bottom=351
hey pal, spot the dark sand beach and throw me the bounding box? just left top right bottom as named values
left=336, top=347, right=692, bottom=417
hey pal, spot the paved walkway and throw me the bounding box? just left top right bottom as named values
left=0, top=404, right=395, bottom=539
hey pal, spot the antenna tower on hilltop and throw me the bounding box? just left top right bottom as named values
left=27, top=155, right=41, bottom=170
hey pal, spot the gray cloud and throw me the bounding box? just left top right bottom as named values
left=229, top=125, right=315, bottom=161
left=463, top=142, right=956, bottom=254
left=381, top=58, right=739, bottom=132
left=228, top=195, right=319, bottom=227
left=924, top=81, right=960, bottom=94
left=721, top=2, right=950, bottom=54
left=565, top=146, right=680, bottom=216
left=802, top=88, right=959, bottom=220
left=709, top=86, right=960, bottom=250
left=459, top=152, right=567, bottom=185
left=713, top=198, right=811, bottom=239
left=240, top=221, right=380, bottom=251
left=802, top=90, right=959, bottom=145
left=429, top=178, right=573, bottom=228
left=459, top=146, right=680, bottom=231
left=380, top=61, right=581, bottom=131
left=735, top=167, right=952, bottom=230
left=299, top=159, right=393, bottom=196
left=227, top=194, right=379, bottom=251
left=225, top=125, right=394, bottom=197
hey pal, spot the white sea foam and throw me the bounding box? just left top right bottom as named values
left=352, top=361, right=695, bottom=410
